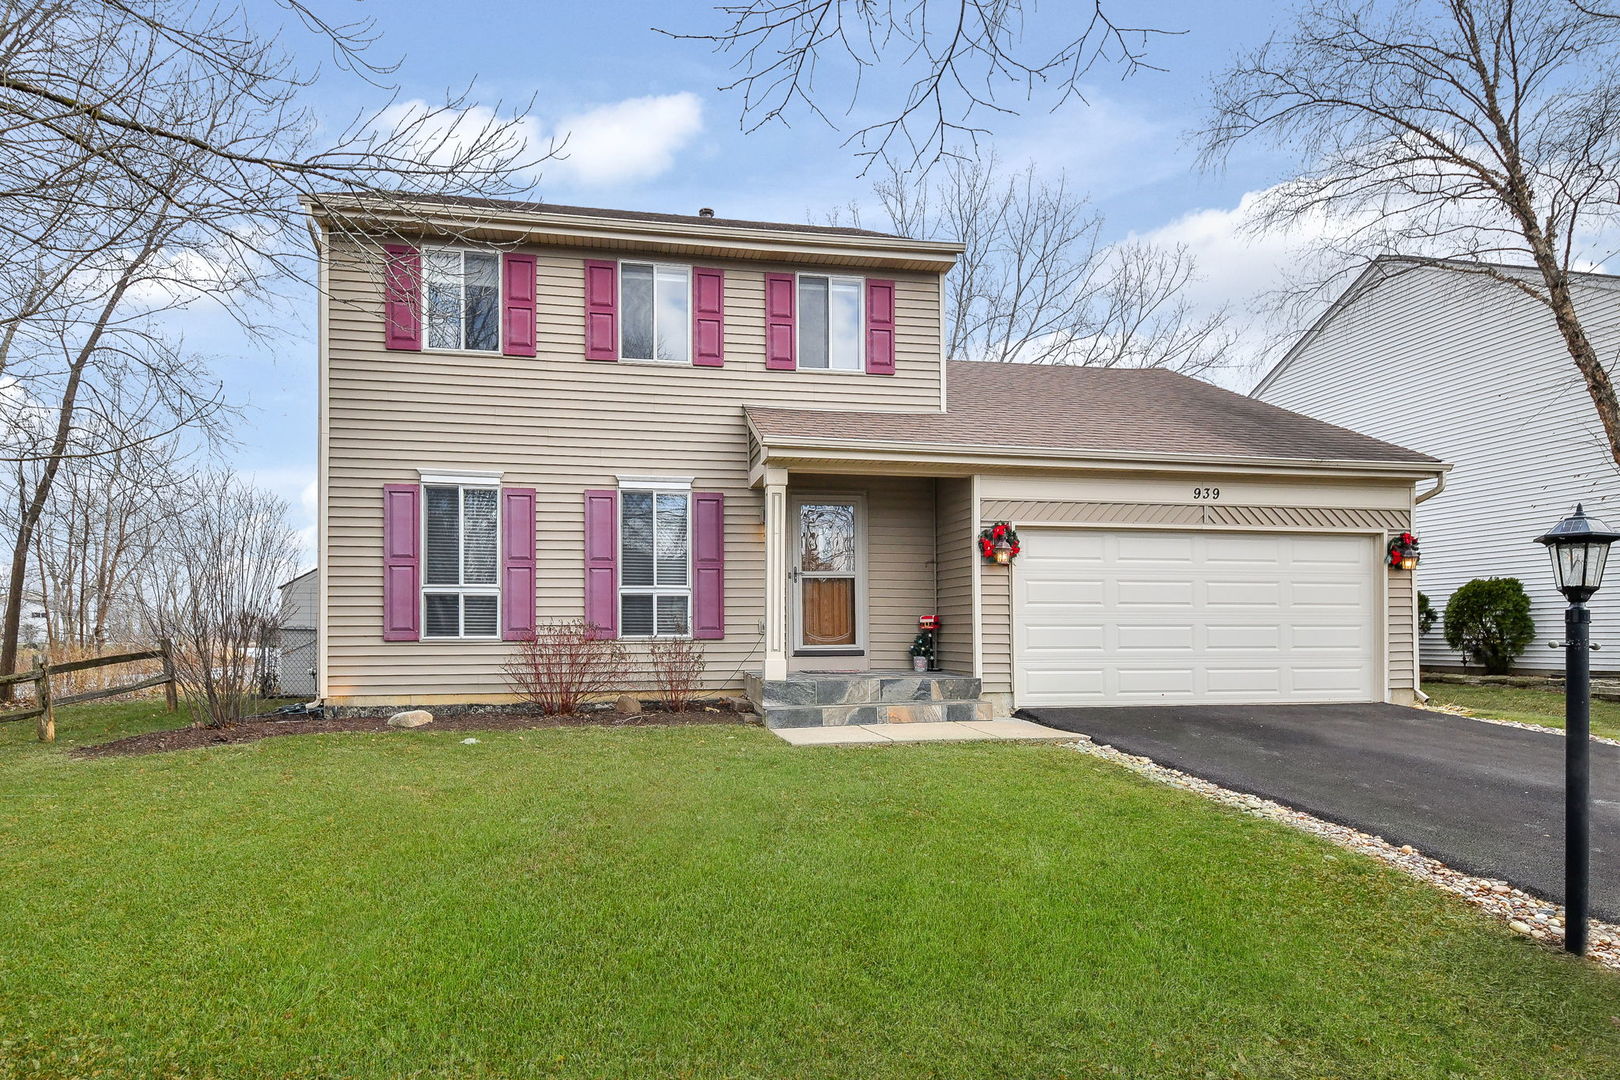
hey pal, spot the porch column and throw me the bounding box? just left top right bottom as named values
left=763, top=470, right=789, bottom=681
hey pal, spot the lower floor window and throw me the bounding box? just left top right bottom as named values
left=422, top=482, right=499, bottom=639
left=425, top=591, right=498, bottom=638
left=619, top=489, right=691, bottom=637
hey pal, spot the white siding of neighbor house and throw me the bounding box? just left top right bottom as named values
left=322, top=239, right=946, bottom=704
left=1256, top=265, right=1620, bottom=673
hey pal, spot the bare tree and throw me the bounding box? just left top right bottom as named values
left=141, top=471, right=300, bottom=728
left=659, top=1, right=1169, bottom=171
left=0, top=1, right=553, bottom=695
left=874, top=152, right=1233, bottom=372
left=1201, top=0, right=1620, bottom=464
left=23, top=433, right=188, bottom=650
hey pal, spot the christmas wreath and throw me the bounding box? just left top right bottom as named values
left=1387, top=531, right=1420, bottom=569
left=977, top=521, right=1021, bottom=563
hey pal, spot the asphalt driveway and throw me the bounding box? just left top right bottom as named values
left=1019, top=703, right=1620, bottom=920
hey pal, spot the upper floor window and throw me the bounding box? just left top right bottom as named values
left=798, top=274, right=863, bottom=371
left=425, top=248, right=500, bottom=352
left=620, top=262, right=691, bottom=363
left=619, top=488, right=690, bottom=637
left=423, top=482, right=499, bottom=638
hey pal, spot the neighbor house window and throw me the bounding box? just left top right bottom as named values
left=422, top=483, right=499, bottom=638
left=424, top=248, right=500, bottom=351
left=619, top=489, right=690, bottom=636
left=797, top=274, right=863, bottom=371
left=620, top=262, right=691, bottom=362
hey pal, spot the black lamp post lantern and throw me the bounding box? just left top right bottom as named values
left=1535, top=503, right=1620, bottom=955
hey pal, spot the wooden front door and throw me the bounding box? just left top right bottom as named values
left=791, top=496, right=865, bottom=659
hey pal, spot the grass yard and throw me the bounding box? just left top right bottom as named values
left=4, top=702, right=1620, bottom=1079
left=1423, top=681, right=1620, bottom=740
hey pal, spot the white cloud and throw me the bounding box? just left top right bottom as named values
left=551, top=93, right=705, bottom=187
left=374, top=92, right=705, bottom=191
left=1133, top=188, right=1355, bottom=389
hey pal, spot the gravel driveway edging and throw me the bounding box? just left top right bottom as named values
left=1419, top=700, right=1620, bottom=748
left=1063, top=734, right=1620, bottom=970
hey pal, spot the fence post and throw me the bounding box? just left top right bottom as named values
left=160, top=639, right=178, bottom=713
left=33, top=656, right=53, bottom=743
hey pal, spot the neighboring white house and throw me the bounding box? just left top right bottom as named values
left=277, top=568, right=318, bottom=698
left=1254, top=259, right=1620, bottom=673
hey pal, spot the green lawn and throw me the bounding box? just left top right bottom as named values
left=1423, top=681, right=1620, bottom=740
left=4, top=702, right=1620, bottom=1079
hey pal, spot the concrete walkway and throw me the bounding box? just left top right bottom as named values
left=772, top=717, right=1069, bottom=746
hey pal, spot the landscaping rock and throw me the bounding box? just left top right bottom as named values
left=387, top=710, right=433, bottom=728
left=614, top=694, right=642, bottom=716
left=1062, top=732, right=1620, bottom=971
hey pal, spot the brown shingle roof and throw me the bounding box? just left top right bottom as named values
left=369, top=192, right=901, bottom=240
left=746, top=361, right=1438, bottom=465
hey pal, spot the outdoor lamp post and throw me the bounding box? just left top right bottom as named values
left=1535, top=503, right=1620, bottom=955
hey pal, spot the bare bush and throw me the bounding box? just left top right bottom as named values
left=503, top=621, right=630, bottom=715
left=648, top=639, right=707, bottom=713
left=141, top=472, right=300, bottom=728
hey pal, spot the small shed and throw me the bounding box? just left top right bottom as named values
left=277, top=568, right=318, bottom=699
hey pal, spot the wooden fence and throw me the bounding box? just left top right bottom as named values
left=0, top=643, right=177, bottom=742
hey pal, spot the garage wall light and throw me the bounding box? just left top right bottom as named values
left=1386, top=532, right=1420, bottom=570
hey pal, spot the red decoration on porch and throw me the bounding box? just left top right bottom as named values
left=978, top=522, right=1021, bottom=564
left=1387, top=531, right=1421, bottom=570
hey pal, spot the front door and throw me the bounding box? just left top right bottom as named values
left=791, top=496, right=864, bottom=661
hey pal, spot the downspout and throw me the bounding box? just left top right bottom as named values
left=1410, top=471, right=1447, bottom=702
left=1414, top=472, right=1447, bottom=505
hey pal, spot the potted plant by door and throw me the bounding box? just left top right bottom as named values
left=909, top=632, right=933, bottom=672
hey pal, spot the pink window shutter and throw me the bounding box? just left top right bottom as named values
left=583, top=490, right=618, bottom=639
left=765, top=272, right=796, bottom=370
left=502, top=253, right=537, bottom=358
left=382, top=483, right=421, bottom=641
left=865, top=278, right=896, bottom=375
left=692, top=267, right=725, bottom=367
left=584, top=260, right=618, bottom=362
left=691, top=492, right=725, bottom=640
left=501, top=488, right=537, bottom=640
left=383, top=245, right=422, bottom=351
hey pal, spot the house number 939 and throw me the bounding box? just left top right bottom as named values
left=1192, top=486, right=1221, bottom=500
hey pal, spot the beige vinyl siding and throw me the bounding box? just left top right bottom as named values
left=934, top=478, right=974, bottom=674
left=981, top=561, right=1013, bottom=694
left=973, top=473, right=1421, bottom=704
left=324, top=241, right=944, bottom=704
left=1387, top=557, right=1417, bottom=703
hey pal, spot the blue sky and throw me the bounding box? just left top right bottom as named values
left=207, top=0, right=1314, bottom=563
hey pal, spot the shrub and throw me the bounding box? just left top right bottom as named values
left=648, top=638, right=707, bottom=713
left=503, top=620, right=628, bottom=714
left=1418, top=592, right=1438, bottom=636
left=1443, top=578, right=1535, bottom=675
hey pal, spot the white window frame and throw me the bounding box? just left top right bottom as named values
left=420, top=480, right=502, bottom=640
left=422, top=245, right=503, bottom=353
left=617, top=261, right=692, bottom=364
left=616, top=480, right=694, bottom=639
left=795, top=273, right=866, bottom=372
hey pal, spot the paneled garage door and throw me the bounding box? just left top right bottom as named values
left=1013, top=529, right=1377, bottom=706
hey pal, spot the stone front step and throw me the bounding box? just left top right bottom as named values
left=762, top=700, right=998, bottom=729
left=745, top=671, right=992, bottom=729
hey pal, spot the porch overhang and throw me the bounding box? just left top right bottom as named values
left=746, top=417, right=1453, bottom=487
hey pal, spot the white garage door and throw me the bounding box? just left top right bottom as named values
left=1013, top=529, right=1377, bottom=706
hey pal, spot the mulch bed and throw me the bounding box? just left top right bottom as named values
left=72, top=706, right=750, bottom=760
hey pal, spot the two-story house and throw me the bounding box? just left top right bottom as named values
left=309, top=194, right=1447, bottom=726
